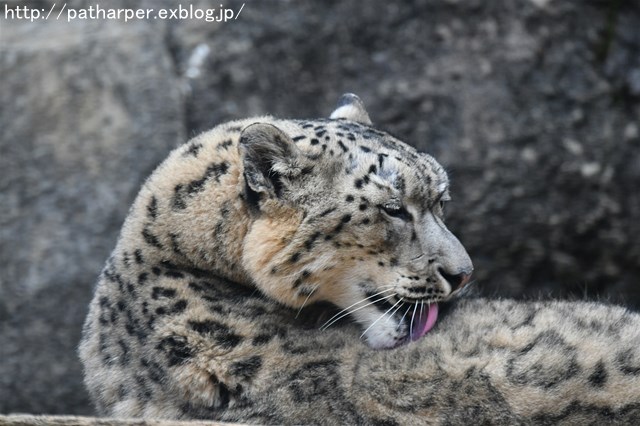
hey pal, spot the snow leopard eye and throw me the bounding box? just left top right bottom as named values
left=381, top=203, right=412, bottom=221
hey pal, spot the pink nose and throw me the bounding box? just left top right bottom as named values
left=439, top=268, right=473, bottom=291
left=458, top=272, right=472, bottom=289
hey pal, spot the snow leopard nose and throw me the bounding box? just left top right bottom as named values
left=438, top=268, right=472, bottom=291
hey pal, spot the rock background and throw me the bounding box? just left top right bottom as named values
left=1, top=0, right=639, bottom=416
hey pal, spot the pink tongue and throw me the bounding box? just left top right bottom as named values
left=410, top=303, right=439, bottom=342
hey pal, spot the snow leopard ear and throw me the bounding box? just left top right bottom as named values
left=329, top=93, right=372, bottom=125
left=239, top=123, right=304, bottom=200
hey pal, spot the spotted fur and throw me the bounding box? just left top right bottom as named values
left=80, top=95, right=640, bottom=423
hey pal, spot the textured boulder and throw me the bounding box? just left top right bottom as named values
left=181, top=0, right=640, bottom=306
left=1, top=0, right=639, bottom=416
left=0, top=19, right=183, bottom=414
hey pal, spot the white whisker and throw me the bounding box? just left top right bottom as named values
left=385, top=297, right=405, bottom=323
left=399, top=303, right=412, bottom=325
left=321, top=291, right=396, bottom=330
left=360, top=299, right=403, bottom=338
left=295, top=285, right=320, bottom=319
left=409, top=303, right=418, bottom=338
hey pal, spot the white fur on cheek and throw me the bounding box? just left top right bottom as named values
left=351, top=305, right=406, bottom=349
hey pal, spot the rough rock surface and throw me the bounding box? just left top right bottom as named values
left=1, top=0, right=639, bottom=416
left=0, top=16, right=184, bottom=414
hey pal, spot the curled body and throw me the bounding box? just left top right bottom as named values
left=79, top=95, right=640, bottom=423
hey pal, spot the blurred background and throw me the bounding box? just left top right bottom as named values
left=1, top=0, right=639, bottom=416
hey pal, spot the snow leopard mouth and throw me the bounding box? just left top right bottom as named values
left=320, top=289, right=441, bottom=347
left=408, top=302, right=439, bottom=341
left=371, top=296, right=440, bottom=343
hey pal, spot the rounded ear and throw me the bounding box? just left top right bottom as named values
left=329, top=93, right=372, bottom=125
left=239, top=123, right=303, bottom=199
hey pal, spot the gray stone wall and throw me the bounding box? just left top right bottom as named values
left=1, top=0, right=638, bottom=415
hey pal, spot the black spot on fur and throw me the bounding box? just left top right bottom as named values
left=310, top=138, right=320, bottom=145
left=172, top=184, right=187, bottom=210
left=193, top=162, right=230, bottom=191
left=230, top=356, right=263, bottom=380
left=507, top=331, right=580, bottom=388
left=292, top=135, right=306, bottom=142
left=300, top=166, right=314, bottom=176
left=117, top=384, right=129, bottom=400
left=169, top=233, right=185, bottom=257
left=134, top=375, right=152, bottom=401
left=185, top=142, right=202, bottom=157
left=360, top=145, right=372, bottom=153
left=333, top=222, right=344, bottom=235
left=342, top=214, right=352, bottom=223
left=617, top=349, right=640, bottom=375
left=319, top=207, right=336, bottom=217
left=159, top=260, right=179, bottom=270
left=118, top=339, right=130, bottom=366
left=122, top=252, right=131, bottom=268
left=288, top=360, right=341, bottom=403
left=217, top=139, right=233, bottom=150
left=355, top=178, right=364, bottom=189
left=394, top=175, right=406, bottom=194
left=304, top=232, right=321, bottom=251
left=338, top=140, right=349, bottom=153
left=165, top=270, right=184, bottom=279
left=589, top=361, right=608, bottom=387
left=378, top=153, right=388, bottom=169
left=345, top=195, right=354, bottom=202
left=172, top=162, right=230, bottom=210
left=252, top=334, right=273, bottom=346
left=134, top=249, right=144, bottom=264
left=298, top=286, right=316, bottom=297
left=141, top=358, right=166, bottom=383
left=189, top=320, right=243, bottom=349
left=157, top=336, right=194, bottom=366
left=216, top=382, right=235, bottom=409
left=152, top=287, right=176, bottom=299
left=142, top=227, right=163, bottom=249
left=368, top=164, right=377, bottom=174
left=172, top=299, right=188, bottom=314
left=359, top=203, right=368, bottom=211
left=290, top=252, right=301, bottom=263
